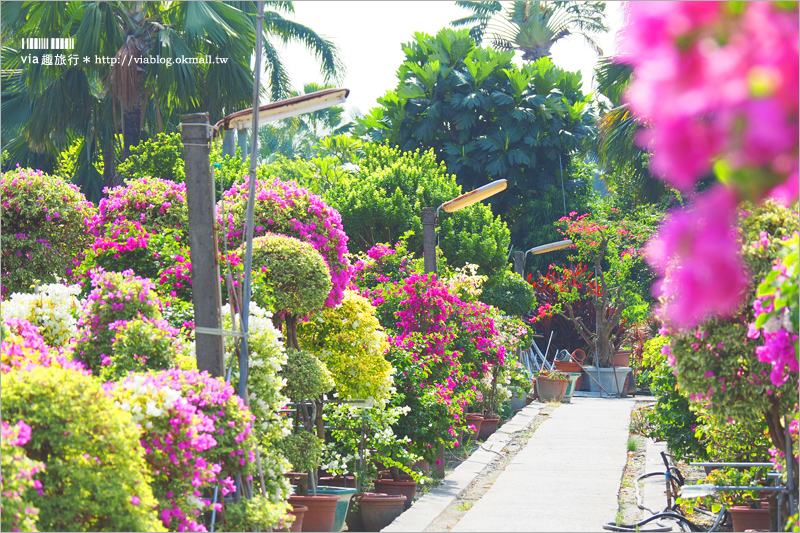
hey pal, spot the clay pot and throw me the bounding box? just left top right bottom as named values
left=372, top=479, right=417, bottom=511
left=536, top=376, right=568, bottom=402
left=359, top=493, right=406, bottom=532
left=464, top=413, right=483, bottom=441
left=345, top=493, right=370, bottom=532
left=612, top=350, right=631, bottom=367
left=478, top=416, right=500, bottom=440
left=554, top=361, right=583, bottom=390
left=413, top=459, right=430, bottom=475
left=319, top=475, right=356, bottom=488
left=275, top=504, right=307, bottom=532
left=525, top=395, right=535, bottom=405
left=287, top=494, right=339, bottom=532
left=730, top=504, right=771, bottom=532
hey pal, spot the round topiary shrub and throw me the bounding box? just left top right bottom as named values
left=98, top=316, right=187, bottom=381
left=246, top=233, right=332, bottom=349
left=275, top=431, right=325, bottom=474
left=73, top=268, right=163, bottom=374
left=480, top=269, right=538, bottom=317
left=298, top=289, right=393, bottom=403
left=282, top=349, right=334, bottom=403
left=0, top=167, right=97, bottom=298
left=219, top=178, right=351, bottom=307
left=2, top=365, right=164, bottom=532
left=87, top=177, right=189, bottom=237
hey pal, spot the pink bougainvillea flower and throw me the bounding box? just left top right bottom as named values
left=646, top=187, right=749, bottom=329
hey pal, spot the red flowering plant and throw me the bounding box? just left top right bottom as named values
left=527, top=263, right=626, bottom=356
left=532, top=207, right=655, bottom=367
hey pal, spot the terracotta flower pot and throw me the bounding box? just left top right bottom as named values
left=478, top=416, right=500, bottom=440
left=612, top=350, right=631, bottom=367
left=319, top=475, right=356, bottom=488
left=730, top=504, right=771, bottom=532
left=275, top=504, right=307, bottom=532
left=554, top=361, right=583, bottom=390
left=359, top=493, right=406, bottom=532
left=372, top=479, right=417, bottom=511
left=464, top=413, right=483, bottom=441
left=287, top=494, right=339, bottom=532
left=536, top=376, right=568, bottom=402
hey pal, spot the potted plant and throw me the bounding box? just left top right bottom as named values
left=690, top=467, right=774, bottom=532
left=534, top=369, right=570, bottom=402
left=222, top=494, right=298, bottom=533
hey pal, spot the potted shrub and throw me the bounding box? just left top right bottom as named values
left=222, top=494, right=298, bottom=533
left=534, top=369, right=570, bottom=402
left=691, top=467, right=774, bottom=532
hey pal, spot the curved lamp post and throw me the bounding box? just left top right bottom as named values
left=422, top=179, right=507, bottom=274
left=512, top=239, right=573, bottom=276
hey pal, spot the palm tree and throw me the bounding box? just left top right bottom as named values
left=1, top=1, right=342, bottom=200
left=592, top=56, right=666, bottom=206
left=453, top=1, right=608, bottom=61
left=451, top=1, right=502, bottom=45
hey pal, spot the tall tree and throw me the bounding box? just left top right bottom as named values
left=354, top=28, right=595, bottom=254
left=1, top=1, right=342, bottom=200
left=453, top=1, right=608, bottom=61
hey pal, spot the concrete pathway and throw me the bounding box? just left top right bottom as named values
left=387, top=396, right=636, bottom=532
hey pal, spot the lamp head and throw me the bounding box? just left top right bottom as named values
left=438, top=179, right=507, bottom=214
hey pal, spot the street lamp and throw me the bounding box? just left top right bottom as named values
left=422, top=179, right=507, bottom=274
left=512, top=239, right=574, bottom=276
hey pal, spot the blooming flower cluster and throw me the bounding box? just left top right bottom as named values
left=87, top=177, right=189, bottom=237
left=1, top=420, right=45, bottom=533
left=111, top=372, right=221, bottom=532
left=618, top=2, right=799, bottom=326
left=217, top=178, right=352, bottom=306
left=74, top=268, right=163, bottom=374
left=1, top=317, right=88, bottom=375
left=1, top=283, right=81, bottom=349
left=99, top=316, right=188, bottom=381
left=747, top=234, right=799, bottom=388
left=1, top=166, right=96, bottom=297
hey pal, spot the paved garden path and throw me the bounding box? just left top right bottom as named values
left=447, top=397, right=634, bottom=532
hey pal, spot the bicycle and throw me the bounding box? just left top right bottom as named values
left=603, top=451, right=729, bottom=532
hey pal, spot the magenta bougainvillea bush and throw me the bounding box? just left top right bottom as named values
left=1, top=419, right=45, bottom=533
left=87, top=177, right=189, bottom=237
left=0, top=167, right=96, bottom=298
left=351, top=242, right=506, bottom=458
left=218, top=178, right=352, bottom=307
left=618, top=2, right=799, bottom=327
left=1, top=317, right=88, bottom=375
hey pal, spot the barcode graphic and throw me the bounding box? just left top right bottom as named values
left=23, top=38, right=74, bottom=49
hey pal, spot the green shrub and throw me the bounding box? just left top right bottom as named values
left=282, top=349, right=334, bottom=403
left=324, top=144, right=510, bottom=274
left=1, top=168, right=96, bottom=298
left=99, top=316, right=186, bottom=381
left=275, top=431, right=325, bottom=474
left=480, top=269, right=537, bottom=317
left=298, top=289, right=393, bottom=403
left=2, top=366, right=163, bottom=532
left=118, top=132, right=185, bottom=183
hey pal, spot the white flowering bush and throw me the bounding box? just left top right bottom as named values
left=1, top=283, right=81, bottom=349
left=444, top=263, right=487, bottom=302
left=222, top=304, right=293, bottom=503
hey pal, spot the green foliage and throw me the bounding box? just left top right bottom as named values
left=668, top=201, right=799, bottom=426
left=693, top=406, right=771, bottom=463
left=73, top=270, right=163, bottom=374
left=355, top=28, right=595, bottom=250
left=1, top=420, right=45, bottom=532
left=323, top=404, right=422, bottom=490
left=691, top=467, right=772, bottom=509
left=282, top=349, right=334, bottom=403
left=247, top=234, right=332, bottom=318
left=276, top=431, right=325, bottom=474
left=480, top=269, right=537, bottom=316
left=117, top=132, right=185, bottom=183
left=641, top=335, right=707, bottom=461
left=298, top=290, right=393, bottom=403
left=324, top=143, right=510, bottom=273
left=1, top=366, right=164, bottom=532
left=99, top=317, right=185, bottom=382
left=221, top=494, right=294, bottom=533
left=0, top=168, right=97, bottom=297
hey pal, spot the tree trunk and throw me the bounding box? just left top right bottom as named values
left=102, top=140, right=117, bottom=190
left=122, top=102, right=142, bottom=161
